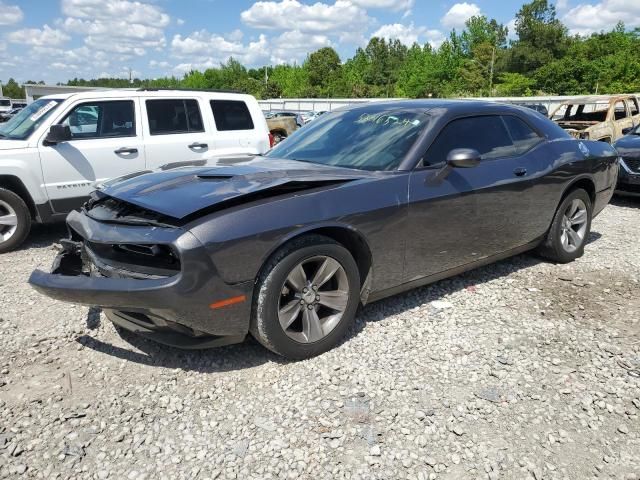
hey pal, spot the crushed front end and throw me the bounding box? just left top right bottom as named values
left=28, top=197, right=252, bottom=349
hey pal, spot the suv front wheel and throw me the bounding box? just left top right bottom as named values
left=0, top=188, right=31, bottom=254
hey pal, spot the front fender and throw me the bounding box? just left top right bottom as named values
left=0, top=151, right=47, bottom=204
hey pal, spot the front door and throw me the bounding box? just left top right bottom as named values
left=38, top=98, right=145, bottom=213
left=405, top=114, right=544, bottom=282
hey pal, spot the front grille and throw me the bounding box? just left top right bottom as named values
left=622, top=157, right=640, bottom=172
left=84, top=242, right=180, bottom=279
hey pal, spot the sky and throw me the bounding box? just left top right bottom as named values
left=0, top=0, right=638, bottom=84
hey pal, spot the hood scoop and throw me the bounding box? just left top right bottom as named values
left=196, top=174, right=236, bottom=181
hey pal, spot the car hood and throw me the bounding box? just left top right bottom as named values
left=613, top=135, right=640, bottom=158
left=0, top=139, right=29, bottom=151
left=96, top=156, right=374, bottom=219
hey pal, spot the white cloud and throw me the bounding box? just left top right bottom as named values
left=441, top=2, right=482, bottom=29
left=350, top=0, right=414, bottom=11
left=171, top=28, right=332, bottom=69
left=0, top=2, right=23, bottom=25
left=241, top=0, right=371, bottom=34
left=149, top=60, right=171, bottom=69
left=59, top=0, right=169, bottom=56
left=506, top=18, right=517, bottom=39
left=556, top=0, right=569, bottom=10
left=270, top=30, right=333, bottom=63
left=562, top=0, right=640, bottom=34
left=61, top=0, right=170, bottom=27
left=176, top=18, right=185, bottom=26
left=372, top=23, right=445, bottom=47
left=7, top=25, right=70, bottom=47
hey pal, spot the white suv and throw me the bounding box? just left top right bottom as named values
left=0, top=88, right=271, bottom=252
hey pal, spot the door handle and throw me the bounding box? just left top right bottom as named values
left=188, top=142, right=208, bottom=149
left=513, top=167, right=527, bottom=177
left=114, top=147, right=138, bottom=155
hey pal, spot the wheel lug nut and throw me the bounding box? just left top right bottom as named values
left=315, top=295, right=320, bottom=301
left=307, top=305, right=314, bottom=310
left=299, top=300, right=305, bottom=305
left=303, top=288, right=308, bottom=293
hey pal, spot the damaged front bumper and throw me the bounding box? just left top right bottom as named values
left=28, top=210, right=252, bottom=349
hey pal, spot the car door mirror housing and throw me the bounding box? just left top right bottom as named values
left=44, top=125, right=72, bottom=145
left=447, top=148, right=481, bottom=168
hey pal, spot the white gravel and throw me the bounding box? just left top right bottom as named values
left=1, top=198, right=639, bottom=480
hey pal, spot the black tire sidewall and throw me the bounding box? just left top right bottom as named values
left=547, top=189, right=592, bottom=263
left=253, top=238, right=360, bottom=360
left=0, top=188, right=31, bottom=254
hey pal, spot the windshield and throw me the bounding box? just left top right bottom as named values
left=0, top=98, right=62, bottom=140
left=266, top=106, right=430, bottom=171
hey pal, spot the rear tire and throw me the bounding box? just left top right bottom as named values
left=536, top=188, right=592, bottom=263
left=0, top=188, right=31, bottom=254
left=251, top=235, right=360, bottom=360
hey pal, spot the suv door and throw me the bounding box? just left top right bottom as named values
left=405, top=114, right=545, bottom=281
left=209, top=99, right=261, bottom=155
left=143, top=98, right=212, bottom=169
left=38, top=99, right=145, bottom=213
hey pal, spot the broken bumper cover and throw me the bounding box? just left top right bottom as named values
left=28, top=210, right=253, bottom=348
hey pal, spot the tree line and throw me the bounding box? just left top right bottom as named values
left=3, top=0, right=639, bottom=100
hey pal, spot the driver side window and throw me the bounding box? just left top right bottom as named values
left=60, top=101, right=135, bottom=140
left=424, top=115, right=515, bottom=166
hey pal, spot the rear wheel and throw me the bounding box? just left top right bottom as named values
left=536, top=188, right=592, bottom=263
left=0, top=188, right=31, bottom=254
left=251, top=235, right=360, bottom=359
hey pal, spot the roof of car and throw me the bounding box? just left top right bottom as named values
left=339, top=99, right=529, bottom=115
left=39, top=89, right=256, bottom=102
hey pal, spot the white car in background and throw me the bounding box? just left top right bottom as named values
left=0, top=88, right=271, bottom=252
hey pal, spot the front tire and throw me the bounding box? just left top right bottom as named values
left=251, top=235, right=360, bottom=360
left=536, top=188, right=592, bottom=263
left=0, top=188, right=31, bottom=254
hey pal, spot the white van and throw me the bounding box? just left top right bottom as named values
left=0, top=88, right=272, bottom=252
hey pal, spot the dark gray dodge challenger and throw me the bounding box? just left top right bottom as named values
left=29, top=100, right=619, bottom=359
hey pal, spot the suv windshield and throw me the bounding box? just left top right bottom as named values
left=0, top=98, right=63, bottom=140
left=266, top=106, right=429, bottom=171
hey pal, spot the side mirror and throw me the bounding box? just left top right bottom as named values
left=44, top=124, right=72, bottom=145
left=447, top=148, right=481, bottom=168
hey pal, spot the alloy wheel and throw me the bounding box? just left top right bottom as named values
left=560, top=198, right=588, bottom=253
left=0, top=199, right=18, bottom=243
left=278, top=255, right=350, bottom=344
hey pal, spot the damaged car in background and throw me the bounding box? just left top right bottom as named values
left=29, top=101, right=618, bottom=359
left=549, top=95, right=640, bottom=143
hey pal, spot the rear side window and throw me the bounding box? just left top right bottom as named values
left=61, top=100, right=135, bottom=139
left=502, top=115, right=542, bottom=155
left=210, top=100, right=254, bottom=131
left=146, top=99, right=204, bottom=135
left=425, top=115, right=514, bottom=165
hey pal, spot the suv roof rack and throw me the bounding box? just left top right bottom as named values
left=137, top=87, right=242, bottom=94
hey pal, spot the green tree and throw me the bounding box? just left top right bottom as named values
left=305, top=47, right=341, bottom=91
left=1, top=78, right=25, bottom=98
left=505, top=0, right=569, bottom=74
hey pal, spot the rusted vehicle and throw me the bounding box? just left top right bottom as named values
left=549, top=95, right=640, bottom=143
left=266, top=116, right=298, bottom=144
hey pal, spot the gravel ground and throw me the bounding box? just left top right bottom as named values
left=1, top=197, right=639, bottom=480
